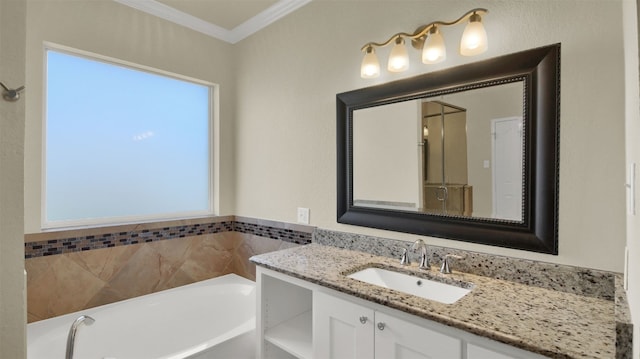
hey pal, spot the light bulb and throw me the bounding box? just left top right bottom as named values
left=387, top=37, right=409, bottom=72
left=460, top=13, right=488, bottom=56
left=422, top=27, right=446, bottom=64
left=360, top=46, right=380, bottom=78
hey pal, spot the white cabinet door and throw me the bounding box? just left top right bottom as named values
left=374, top=311, right=462, bottom=359
left=314, top=291, right=462, bottom=359
left=313, top=291, right=375, bottom=359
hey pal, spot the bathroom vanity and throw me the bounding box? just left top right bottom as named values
left=251, top=244, right=622, bottom=359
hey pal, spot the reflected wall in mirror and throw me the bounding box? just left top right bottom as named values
left=337, top=44, right=560, bottom=254
left=353, top=82, right=524, bottom=221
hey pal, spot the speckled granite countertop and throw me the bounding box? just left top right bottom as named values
left=250, top=244, right=617, bottom=359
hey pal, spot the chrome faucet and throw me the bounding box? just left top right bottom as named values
left=399, top=247, right=411, bottom=265
left=440, top=254, right=463, bottom=274
left=66, top=315, right=95, bottom=359
left=411, top=239, right=429, bottom=270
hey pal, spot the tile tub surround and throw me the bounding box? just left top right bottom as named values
left=25, top=217, right=312, bottom=322
left=251, top=244, right=630, bottom=359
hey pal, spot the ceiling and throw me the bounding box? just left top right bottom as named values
left=113, top=0, right=311, bottom=44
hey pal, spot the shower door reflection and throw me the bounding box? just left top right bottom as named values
left=421, top=101, right=472, bottom=216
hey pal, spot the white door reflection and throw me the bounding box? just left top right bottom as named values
left=491, top=117, right=523, bottom=220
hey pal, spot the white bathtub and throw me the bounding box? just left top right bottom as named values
left=27, top=274, right=256, bottom=359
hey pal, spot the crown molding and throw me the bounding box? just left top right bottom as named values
left=227, top=0, right=312, bottom=43
left=113, top=0, right=312, bottom=44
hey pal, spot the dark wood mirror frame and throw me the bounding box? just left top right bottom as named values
left=337, top=44, right=560, bottom=254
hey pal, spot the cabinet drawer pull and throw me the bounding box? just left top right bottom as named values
left=359, top=316, right=368, bottom=324
left=377, top=322, right=386, bottom=331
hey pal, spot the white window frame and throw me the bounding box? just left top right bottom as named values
left=42, top=42, right=218, bottom=230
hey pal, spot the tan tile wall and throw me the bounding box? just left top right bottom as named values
left=232, top=232, right=301, bottom=279
left=26, top=231, right=299, bottom=323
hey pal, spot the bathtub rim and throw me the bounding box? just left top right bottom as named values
left=27, top=273, right=256, bottom=359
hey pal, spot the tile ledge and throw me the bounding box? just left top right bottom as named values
left=25, top=216, right=234, bottom=243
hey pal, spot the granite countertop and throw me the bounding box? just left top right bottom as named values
left=250, top=244, right=616, bottom=359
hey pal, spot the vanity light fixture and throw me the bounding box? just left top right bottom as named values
left=422, top=26, right=446, bottom=64
left=388, top=37, right=410, bottom=72
left=360, top=8, right=488, bottom=78
left=361, top=46, right=381, bottom=78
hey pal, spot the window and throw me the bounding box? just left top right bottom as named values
left=44, top=46, right=214, bottom=228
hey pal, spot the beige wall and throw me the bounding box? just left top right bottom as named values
left=234, top=0, right=627, bottom=272
left=24, top=0, right=238, bottom=233
left=0, top=0, right=27, bottom=356
left=623, top=0, right=639, bottom=355
left=14, top=2, right=631, bottom=271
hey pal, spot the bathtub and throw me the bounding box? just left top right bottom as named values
left=27, top=274, right=256, bottom=359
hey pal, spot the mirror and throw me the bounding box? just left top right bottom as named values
left=353, top=81, right=524, bottom=221
left=337, top=44, right=559, bottom=254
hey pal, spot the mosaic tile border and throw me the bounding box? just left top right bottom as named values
left=234, top=222, right=312, bottom=245
left=24, top=220, right=312, bottom=259
left=24, top=221, right=234, bottom=258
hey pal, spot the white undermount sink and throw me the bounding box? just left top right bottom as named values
left=347, top=267, right=472, bottom=304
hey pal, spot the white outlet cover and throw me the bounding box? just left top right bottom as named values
left=297, top=207, right=310, bottom=224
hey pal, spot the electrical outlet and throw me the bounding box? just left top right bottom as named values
left=297, top=207, right=310, bottom=224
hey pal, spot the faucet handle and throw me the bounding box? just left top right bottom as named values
left=399, top=247, right=411, bottom=265
left=440, top=254, right=463, bottom=274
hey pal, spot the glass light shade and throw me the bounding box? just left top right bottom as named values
left=387, top=38, right=409, bottom=72
left=460, top=15, right=488, bottom=56
left=422, top=28, right=446, bottom=64
left=360, top=47, right=380, bottom=78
